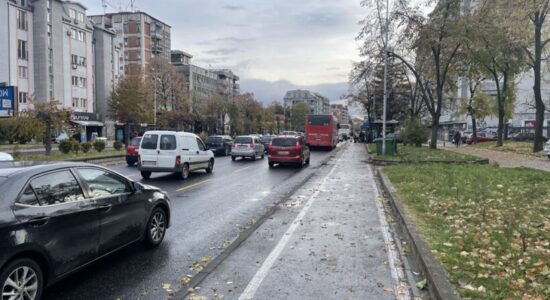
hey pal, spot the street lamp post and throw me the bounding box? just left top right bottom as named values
left=382, top=0, right=389, bottom=154
left=153, top=78, right=157, bottom=126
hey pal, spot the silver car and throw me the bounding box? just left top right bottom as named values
left=0, top=152, right=14, bottom=161
left=544, top=140, right=550, bottom=159
left=231, top=135, right=265, bottom=161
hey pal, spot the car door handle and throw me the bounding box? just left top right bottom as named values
left=28, top=216, right=50, bottom=227
left=98, top=204, right=113, bottom=212
left=196, top=150, right=199, bottom=154
left=157, top=150, right=160, bottom=154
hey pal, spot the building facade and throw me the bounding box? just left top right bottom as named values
left=171, top=50, right=218, bottom=100
left=212, top=69, right=240, bottom=101
left=283, top=89, right=330, bottom=115
left=330, top=104, right=350, bottom=124
left=95, top=11, right=171, bottom=75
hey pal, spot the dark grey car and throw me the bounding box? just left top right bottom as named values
left=0, top=161, right=171, bottom=300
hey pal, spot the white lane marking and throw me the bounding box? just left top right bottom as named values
left=368, top=164, right=411, bottom=299
left=232, top=166, right=251, bottom=173
left=238, top=157, right=339, bottom=300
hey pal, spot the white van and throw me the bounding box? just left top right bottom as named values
left=138, top=131, right=214, bottom=179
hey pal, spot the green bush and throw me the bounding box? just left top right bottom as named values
left=402, top=118, right=428, bottom=147
left=81, top=142, right=92, bottom=153
left=93, top=140, right=106, bottom=152
left=59, top=139, right=73, bottom=154
left=113, top=140, right=123, bottom=150
left=71, top=140, right=81, bottom=154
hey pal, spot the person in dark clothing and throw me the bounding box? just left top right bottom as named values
left=452, top=131, right=461, bottom=147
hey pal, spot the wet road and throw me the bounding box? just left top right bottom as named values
left=43, top=149, right=334, bottom=300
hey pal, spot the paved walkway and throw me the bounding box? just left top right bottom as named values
left=184, top=144, right=411, bottom=300
left=440, top=142, right=550, bottom=172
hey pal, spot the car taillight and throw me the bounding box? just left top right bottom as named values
left=295, top=142, right=302, bottom=150
left=175, top=155, right=181, bottom=167
left=249, top=144, right=254, bottom=148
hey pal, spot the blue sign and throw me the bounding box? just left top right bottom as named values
left=0, top=86, right=15, bottom=117
left=362, top=122, right=370, bottom=129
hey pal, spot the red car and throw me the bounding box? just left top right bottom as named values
left=267, top=136, right=310, bottom=168
left=466, top=132, right=497, bottom=145
left=126, top=136, right=142, bottom=166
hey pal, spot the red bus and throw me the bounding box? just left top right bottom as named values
left=305, top=114, right=338, bottom=149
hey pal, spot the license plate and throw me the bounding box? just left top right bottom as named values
left=278, top=151, right=289, bottom=155
left=142, top=161, right=156, bottom=166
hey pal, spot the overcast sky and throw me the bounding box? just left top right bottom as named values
left=82, top=0, right=364, bottom=87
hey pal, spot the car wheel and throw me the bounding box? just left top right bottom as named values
left=548, top=155, right=550, bottom=159
left=144, top=207, right=167, bottom=248
left=141, top=171, right=151, bottom=179
left=268, top=162, right=274, bottom=168
left=251, top=153, right=256, bottom=161
left=231, top=156, right=236, bottom=161
left=306, top=156, right=310, bottom=165
left=299, top=157, right=305, bottom=168
left=225, top=147, right=229, bottom=156
left=181, top=164, right=190, bottom=179
left=206, top=159, right=214, bottom=174
left=126, top=160, right=135, bottom=167
left=261, top=152, right=265, bottom=159
left=0, top=258, right=44, bottom=300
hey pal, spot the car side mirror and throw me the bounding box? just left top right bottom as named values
left=205, top=145, right=210, bottom=150
left=132, top=181, right=142, bottom=193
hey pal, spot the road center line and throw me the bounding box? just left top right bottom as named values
left=175, top=179, right=210, bottom=192
left=238, top=158, right=339, bottom=300
left=232, top=166, right=251, bottom=173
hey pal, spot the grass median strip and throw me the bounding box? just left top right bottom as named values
left=176, top=179, right=210, bottom=192
left=375, top=145, right=481, bottom=162
left=384, top=164, right=550, bottom=299
left=18, top=150, right=125, bottom=161
left=472, top=141, right=546, bottom=158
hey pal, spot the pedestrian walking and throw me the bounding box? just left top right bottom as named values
left=453, top=131, right=461, bottom=147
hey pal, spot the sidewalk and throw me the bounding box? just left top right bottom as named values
left=183, top=144, right=410, bottom=300
left=439, top=142, right=550, bottom=172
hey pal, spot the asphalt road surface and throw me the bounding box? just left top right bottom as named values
left=43, top=148, right=335, bottom=300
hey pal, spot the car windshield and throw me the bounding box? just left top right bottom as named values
left=206, top=137, right=223, bottom=143
left=272, top=138, right=297, bottom=147
left=130, top=138, right=141, bottom=146
left=235, top=137, right=253, bottom=144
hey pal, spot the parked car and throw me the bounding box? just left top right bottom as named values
left=544, top=140, right=550, bottom=159
left=126, top=136, right=142, bottom=166
left=267, top=135, right=310, bottom=168
left=281, top=131, right=299, bottom=136
left=0, top=152, right=14, bottom=161
left=260, top=135, right=276, bottom=153
left=138, top=131, right=214, bottom=179
left=0, top=162, right=171, bottom=300
left=231, top=135, right=265, bottom=161
left=466, top=132, right=497, bottom=144
left=205, top=135, right=233, bottom=156
left=510, top=132, right=548, bottom=142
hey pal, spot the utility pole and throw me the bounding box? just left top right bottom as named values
left=382, top=0, right=389, bottom=154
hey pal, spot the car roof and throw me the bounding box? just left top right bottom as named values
left=143, top=130, right=197, bottom=137
left=0, top=161, right=99, bottom=178
left=274, top=135, right=299, bottom=138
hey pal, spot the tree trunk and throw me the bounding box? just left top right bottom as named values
left=472, top=116, right=477, bottom=144
left=124, top=123, right=131, bottom=149
left=533, top=17, right=546, bottom=152
left=430, top=118, right=439, bottom=149
left=45, top=122, right=52, bottom=156
left=497, top=101, right=505, bottom=147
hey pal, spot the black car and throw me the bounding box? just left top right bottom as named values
left=510, top=132, right=548, bottom=142
left=0, top=161, right=171, bottom=300
left=205, top=135, right=233, bottom=156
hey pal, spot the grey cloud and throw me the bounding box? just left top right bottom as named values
left=216, top=37, right=256, bottom=43
left=202, top=48, right=239, bottom=55
left=222, top=5, right=245, bottom=11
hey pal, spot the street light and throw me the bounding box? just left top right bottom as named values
left=382, top=0, right=389, bottom=154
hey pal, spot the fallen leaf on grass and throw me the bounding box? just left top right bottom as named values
left=162, top=283, right=171, bottom=290
left=383, top=287, right=393, bottom=292
left=180, top=277, right=191, bottom=285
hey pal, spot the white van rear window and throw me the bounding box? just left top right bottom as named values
left=141, top=134, right=158, bottom=150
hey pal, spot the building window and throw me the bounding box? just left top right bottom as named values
left=77, top=12, right=85, bottom=23
left=69, top=9, right=76, bottom=20
left=77, top=31, right=84, bottom=41
left=18, top=66, right=27, bottom=78
left=123, top=23, right=129, bottom=33
left=17, top=10, right=27, bottom=31
left=18, top=92, right=27, bottom=104
left=18, top=40, right=27, bottom=60
left=71, top=55, right=86, bottom=67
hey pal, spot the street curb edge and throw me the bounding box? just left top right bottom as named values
left=376, top=169, right=461, bottom=300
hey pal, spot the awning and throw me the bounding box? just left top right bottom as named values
left=71, top=120, right=104, bottom=127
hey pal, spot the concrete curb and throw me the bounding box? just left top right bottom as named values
left=171, top=147, right=343, bottom=300
left=371, top=158, right=489, bottom=166
left=376, top=169, right=461, bottom=300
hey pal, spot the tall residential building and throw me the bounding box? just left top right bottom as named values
left=330, top=104, right=350, bottom=124
left=212, top=69, right=240, bottom=101
left=171, top=50, right=218, bottom=100
left=0, top=0, right=34, bottom=113
left=94, top=11, right=171, bottom=75
left=283, top=89, right=330, bottom=115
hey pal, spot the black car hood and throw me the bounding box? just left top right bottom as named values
left=141, top=184, right=161, bottom=191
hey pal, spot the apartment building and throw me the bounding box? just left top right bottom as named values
left=95, top=11, right=171, bottom=75
left=0, top=0, right=35, bottom=113
left=330, top=104, right=350, bottom=124
left=283, top=89, right=330, bottom=115
left=212, top=69, right=240, bottom=101
left=171, top=50, right=218, bottom=100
